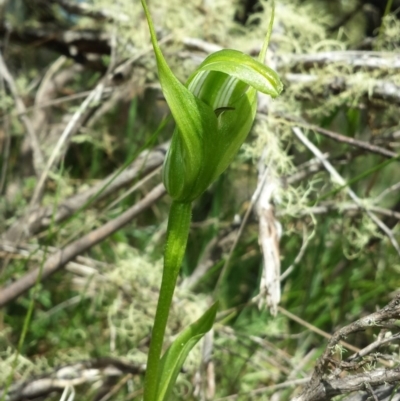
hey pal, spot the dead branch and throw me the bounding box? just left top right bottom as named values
left=29, top=82, right=110, bottom=206
left=285, top=73, right=400, bottom=105
left=4, top=143, right=167, bottom=241
left=1, top=357, right=144, bottom=401
left=297, top=202, right=400, bottom=222
left=295, top=368, right=400, bottom=401
left=292, top=127, right=400, bottom=257
left=0, top=183, right=166, bottom=307
left=293, top=294, right=400, bottom=401
left=0, top=240, right=109, bottom=281
left=50, top=0, right=121, bottom=21
left=282, top=51, right=400, bottom=71
left=271, top=113, right=398, bottom=159
left=348, top=332, right=400, bottom=362
left=215, top=378, right=310, bottom=400
left=27, top=61, right=82, bottom=158
left=0, top=23, right=110, bottom=71
left=0, top=51, right=44, bottom=176
left=342, top=385, right=400, bottom=401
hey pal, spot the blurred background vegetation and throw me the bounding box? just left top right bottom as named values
left=0, top=0, right=400, bottom=400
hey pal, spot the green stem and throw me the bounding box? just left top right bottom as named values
left=143, top=200, right=192, bottom=401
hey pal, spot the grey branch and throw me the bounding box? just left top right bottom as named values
left=51, top=0, right=129, bottom=21
left=1, top=358, right=145, bottom=401
left=281, top=51, right=400, bottom=71
left=285, top=73, right=400, bottom=105
left=4, top=142, right=168, bottom=241
left=296, top=369, right=400, bottom=401
left=293, top=294, right=400, bottom=401
left=0, top=183, right=166, bottom=307
left=0, top=52, right=44, bottom=175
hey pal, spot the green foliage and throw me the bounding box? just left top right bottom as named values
left=140, top=0, right=282, bottom=397
left=141, top=0, right=281, bottom=202
left=156, top=302, right=218, bottom=401
left=1, top=0, right=400, bottom=399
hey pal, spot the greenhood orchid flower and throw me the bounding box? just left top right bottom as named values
left=141, top=0, right=283, bottom=203
left=141, top=2, right=282, bottom=399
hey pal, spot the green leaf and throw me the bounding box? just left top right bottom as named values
left=258, top=0, right=275, bottom=63
left=155, top=302, right=218, bottom=401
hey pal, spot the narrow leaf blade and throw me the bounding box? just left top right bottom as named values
left=155, top=302, right=218, bottom=401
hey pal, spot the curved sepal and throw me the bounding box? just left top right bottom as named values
left=140, top=0, right=218, bottom=198
left=188, top=49, right=283, bottom=100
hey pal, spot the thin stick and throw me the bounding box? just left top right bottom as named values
left=4, top=142, right=168, bottom=241
left=301, top=122, right=396, bottom=159
left=214, top=167, right=269, bottom=294
left=374, top=180, right=400, bottom=203
left=29, top=84, right=104, bottom=206
left=0, top=51, right=44, bottom=175
left=214, top=378, right=310, bottom=400
left=278, top=306, right=359, bottom=353
left=0, top=183, right=166, bottom=307
left=292, top=127, right=400, bottom=257
left=268, top=113, right=398, bottom=159
left=0, top=71, right=11, bottom=193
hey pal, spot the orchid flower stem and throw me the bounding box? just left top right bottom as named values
left=143, top=200, right=192, bottom=401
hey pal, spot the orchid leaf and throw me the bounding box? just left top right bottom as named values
left=155, top=302, right=218, bottom=401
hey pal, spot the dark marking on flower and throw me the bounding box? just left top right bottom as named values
left=214, top=106, right=235, bottom=117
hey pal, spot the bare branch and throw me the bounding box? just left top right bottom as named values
left=0, top=183, right=166, bottom=307
left=348, top=332, right=400, bottom=362
left=215, top=378, right=310, bottom=400
left=29, top=82, right=107, bottom=206
left=293, top=294, right=400, bottom=401
left=342, top=385, right=400, bottom=401
left=0, top=23, right=110, bottom=70
left=302, top=202, right=400, bottom=221
left=282, top=51, right=400, bottom=71
left=51, top=0, right=128, bottom=21
left=1, top=358, right=144, bottom=401
left=286, top=74, right=400, bottom=105
left=274, top=113, right=397, bottom=159
left=0, top=51, right=44, bottom=175
left=4, top=142, right=168, bottom=241
left=295, top=368, right=400, bottom=401
left=292, top=127, right=400, bottom=257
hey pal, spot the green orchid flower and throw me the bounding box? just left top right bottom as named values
left=140, top=1, right=282, bottom=399
left=141, top=0, right=283, bottom=203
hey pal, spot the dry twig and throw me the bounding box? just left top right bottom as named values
left=274, top=113, right=398, bottom=159
left=1, top=358, right=144, bottom=401
left=292, top=127, right=400, bottom=257
left=0, top=52, right=44, bottom=175
left=292, top=294, right=400, bottom=401
left=286, top=74, right=400, bottom=105
left=0, top=183, right=166, bottom=307
left=282, top=51, right=400, bottom=71
left=4, top=143, right=167, bottom=241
